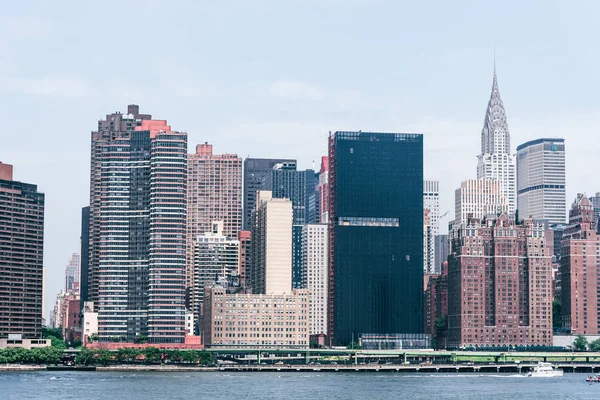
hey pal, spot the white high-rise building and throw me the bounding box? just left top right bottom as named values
left=516, top=138, right=566, bottom=225
left=455, top=179, right=508, bottom=224
left=64, top=253, right=81, bottom=292
left=301, top=224, right=328, bottom=336
left=476, top=68, right=516, bottom=215
left=423, top=180, right=439, bottom=273
left=251, top=191, right=293, bottom=295
left=192, top=221, right=240, bottom=318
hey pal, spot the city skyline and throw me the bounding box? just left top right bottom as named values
left=3, top=1, right=600, bottom=320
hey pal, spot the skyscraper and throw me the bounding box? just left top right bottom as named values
left=318, top=156, right=329, bottom=224
left=454, top=178, right=508, bottom=224
left=516, top=138, right=566, bottom=224
left=434, top=234, right=449, bottom=274
left=423, top=179, right=440, bottom=273
left=328, top=131, right=423, bottom=345
left=448, top=215, right=553, bottom=348
left=560, top=194, right=600, bottom=334
left=250, top=191, right=293, bottom=294
left=237, top=230, right=251, bottom=287
left=87, top=105, right=151, bottom=306
left=93, top=114, right=187, bottom=343
left=476, top=69, right=516, bottom=214
left=64, top=253, right=81, bottom=292
left=0, top=162, right=45, bottom=339
left=261, top=162, right=317, bottom=226
left=187, top=143, right=242, bottom=289
left=243, top=157, right=296, bottom=230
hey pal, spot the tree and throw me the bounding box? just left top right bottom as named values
left=143, top=347, right=162, bottom=364
left=552, top=300, right=562, bottom=328
left=573, top=334, right=588, bottom=351
left=589, top=338, right=600, bottom=352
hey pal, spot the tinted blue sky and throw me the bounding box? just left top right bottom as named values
left=1, top=0, right=598, bottom=318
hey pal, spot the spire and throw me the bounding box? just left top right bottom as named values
left=480, top=63, right=510, bottom=155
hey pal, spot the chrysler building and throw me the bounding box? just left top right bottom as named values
left=476, top=67, right=516, bottom=215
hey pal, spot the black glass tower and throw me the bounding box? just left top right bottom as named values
left=328, top=131, right=423, bottom=345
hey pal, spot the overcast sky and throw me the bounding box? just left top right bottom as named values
left=1, top=0, right=599, bottom=320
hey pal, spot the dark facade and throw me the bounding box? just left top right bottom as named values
left=242, top=158, right=296, bottom=230
left=0, top=163, right=45, bottom=339
left=434, top=234, right=449, bottom=274
left=292, top=225, right=305, bottom=289
left=328, top=131, right=424, bottom=345
left=79, top=206, right=90, bottom=311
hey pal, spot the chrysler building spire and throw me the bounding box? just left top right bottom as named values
left=477, top=66, right=516, bottom=215
left=480, top=68, right=510, bottom=155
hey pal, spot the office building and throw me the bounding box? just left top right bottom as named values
left=243, top=158, right=295, bottom=230
left=318, top=156, right=329, bottom=224
left=328, top=131, right=423, bottom=345
left=0, top=162, right=45, bottom=339
left=423, top=180, right=440, bottom=274
left=91, top=111, right=187, bottom=343
left=434, top=234, right=449, bottom=274
left=516, top=138, right=566, bottom=224
left=202, top=277, right=309, bottom=348
left=476, top=69, right=516, bottom=214
left=262, top=162, right=317, bottom=226
left=454, top=178, right=508, bottom=224
left=64, top=253, right=81, bottom=293
left=187, top=143, right=242, bottom=289
left=191, top=221, right=240, bottom=320
left=250, top=191, right=293, bottom=294
left=292, top=225, right=305, bottom=289
left=560, top=194, right=600, bottom=334
left=448, top=214, right=553, bottom=348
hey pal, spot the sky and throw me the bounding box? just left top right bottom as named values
left=1, top=0, right=599, bottom=320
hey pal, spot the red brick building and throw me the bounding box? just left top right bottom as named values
left=424, top=262, right=448, bottom=337
left=560, top=194, right=600, bottom=334
left=448, top=214, right=553, bottom=348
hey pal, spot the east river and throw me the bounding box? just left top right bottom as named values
left=1, top=371, right=598, bottom=399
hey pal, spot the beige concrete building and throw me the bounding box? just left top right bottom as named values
left=202, top=283, right=309, bottom=348
left=251, top=191, right=293, bottom=295
left=454, top=178, right=508, bottom=225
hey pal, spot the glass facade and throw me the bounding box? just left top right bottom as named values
left=329, top=131, right=423, bottom=345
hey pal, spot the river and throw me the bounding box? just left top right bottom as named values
left=1, top=371, right=598, bottom=399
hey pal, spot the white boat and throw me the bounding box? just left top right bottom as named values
left=527, top=362, right=563, bottom=377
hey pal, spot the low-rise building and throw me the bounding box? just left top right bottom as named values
left=202, top=277, right=309, bottom=348
left=0, top=337, right=50, bottom=349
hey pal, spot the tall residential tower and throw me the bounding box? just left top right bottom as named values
left=0, top=162, right=45, bottom=339
left=90, top=110, right=188, bottom=343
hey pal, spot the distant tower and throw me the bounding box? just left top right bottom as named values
left=476, top=68, right=516, bottom=214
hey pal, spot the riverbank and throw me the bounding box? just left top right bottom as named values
left=3, top=363, right=600, bottom=373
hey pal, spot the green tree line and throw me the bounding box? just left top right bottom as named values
left=0, top=346, right=216, bottom=366
left=77, top=347, right=216, bottom=366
